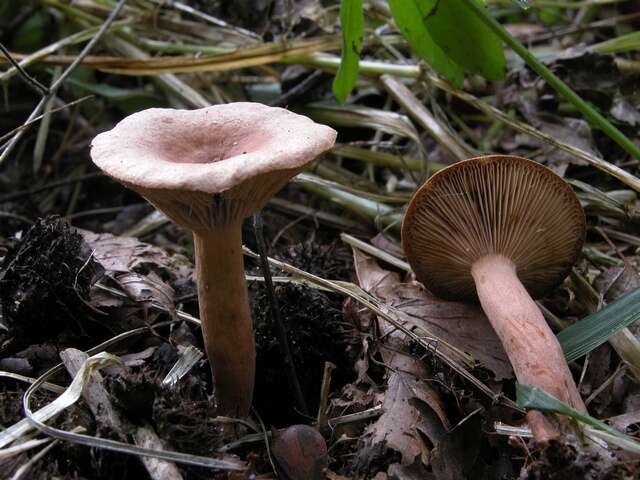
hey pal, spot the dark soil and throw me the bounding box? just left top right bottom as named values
left=0, top=212, right=357, bottom=479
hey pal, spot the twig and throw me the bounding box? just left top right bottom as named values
left=0, top=95, right=93, bottom=145
left=316, top=362, right=335, bottom=430
left=0, top=0, right=127, bottom=165
left=340, top=233, right=410, bottom=272
left=0, top=42, right=49, bottom=95
left=252, top=212, right=309, bottom=416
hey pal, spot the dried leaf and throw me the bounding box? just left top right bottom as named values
left=596, top=265, right=640, bottom=305
left=430, top=413, right=482, bottom=480
left=374, top=283, right=512, bottom=381
left=79, top=230, right=193, bottom=313
left=353, top=244, right=510, bottom=379
left=352, top=250, right=450, bottom=470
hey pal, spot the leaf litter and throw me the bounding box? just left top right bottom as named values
left=2, top=0, right=640, bottom=478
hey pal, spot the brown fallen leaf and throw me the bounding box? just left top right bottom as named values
left=374, top=283, right=512, bottom=381
left=79, top=230, right=193, bottom=313
left=80, top=230, right=192, bottom=285
left=351, top=249, right=450, bottom=475
left=351, top=245, right=512, bottom=381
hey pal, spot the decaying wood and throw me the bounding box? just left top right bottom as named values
left=60, top=348, right=184, bottom=480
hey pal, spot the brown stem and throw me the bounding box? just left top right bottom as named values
left=193, top=224, right=255, bottom=417
left=471, top=255, right=586, bottom=414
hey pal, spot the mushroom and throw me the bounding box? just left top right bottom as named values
left=402, top=155, right=586, bottom=415
left=91, top=103, right=336, bottom=417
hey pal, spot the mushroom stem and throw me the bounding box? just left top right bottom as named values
left=471, top=254, right=586, bottom=413
left=193, top=224, right=255, bottom=417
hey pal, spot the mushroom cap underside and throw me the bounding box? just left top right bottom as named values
left=90, top=103, right=336, bottom=230
left=402, top=155, right=585, bottom=302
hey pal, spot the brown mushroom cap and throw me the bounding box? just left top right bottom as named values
left=91, top=103, right=337, bottom=231
left=402, top=155, right=585, bottom=302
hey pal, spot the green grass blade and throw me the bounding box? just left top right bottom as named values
left=558, top=288, right=640, bottom=362
left=333, top=0, right=363, bottom=103
left=460, top=0, right=640, bottom=160
left=516, top=384, right=630, bottom=440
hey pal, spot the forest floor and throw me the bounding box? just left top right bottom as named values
left=1, top=1, right=640, bottom=479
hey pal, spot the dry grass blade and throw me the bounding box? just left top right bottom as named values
left=296, top=54, right=640, bottom=191
left=380, top=74, right=473, bottom=161
left=303, top=103, right=424, bottom=149
left=20, top=342, right=246, bottom=470
left=0, top=20, right=132, bottom=83
left=332, top=145, right=435, bottom=172
left=0, top=37, right=340, bottom=75
left=0, top=352, right=122, bottom=449
left=0, top=0, right=127, bottom=164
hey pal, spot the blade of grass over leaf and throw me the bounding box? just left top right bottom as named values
left=294, top=173, right=403, bottom=230
left=419, top=0, right=506, bottom=81
left=388, top=0, right=463, bottom=85
left=380, top=74, right=473, bottom=161
left=591, top=31, right=640, bottom=54
left=333, top=0, right=363, bottom=103
left=517, top=384, right=635, bottom=443
left=558, top=288, right=640, bottom=362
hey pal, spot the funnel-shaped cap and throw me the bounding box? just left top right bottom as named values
left=91, top=103, right=337, bottom=231
left=402, top=155, right=585, bottom=301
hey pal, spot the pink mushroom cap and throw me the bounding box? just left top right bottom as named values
left=91, top=103, right=337, bottom=231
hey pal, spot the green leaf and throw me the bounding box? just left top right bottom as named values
left=65, top=75, right=164, bottom=114
left=333, top=0, right=363, bottom=103
left=558, top=288, right=640, bottom=362
left=13, top=12, right=47, bottom=52
left=517, top=384, right=629, bottom=440
left=420, top=0, right=506, bottom=81
left=388, top=0, right=463, bottom=85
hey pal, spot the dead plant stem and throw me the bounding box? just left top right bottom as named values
left=0, top=0, right=127, bottom=165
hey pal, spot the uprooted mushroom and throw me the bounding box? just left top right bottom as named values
left=91, top=103, right=337, bottom=417
left=402, top=155, right=587, bottom=439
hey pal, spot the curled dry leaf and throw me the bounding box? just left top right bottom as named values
left=79, top=230, right=193, bottom=313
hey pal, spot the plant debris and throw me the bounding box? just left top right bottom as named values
left=2, top=0, right=640, bottom=478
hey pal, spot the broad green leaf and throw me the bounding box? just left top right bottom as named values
left=420, top=0, right=506, bottom=81
left=558, top=288, right=640, bottom=362
left=333, top=0, right=363, bottom=103
left=388, top=0, right=463, bottom=85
